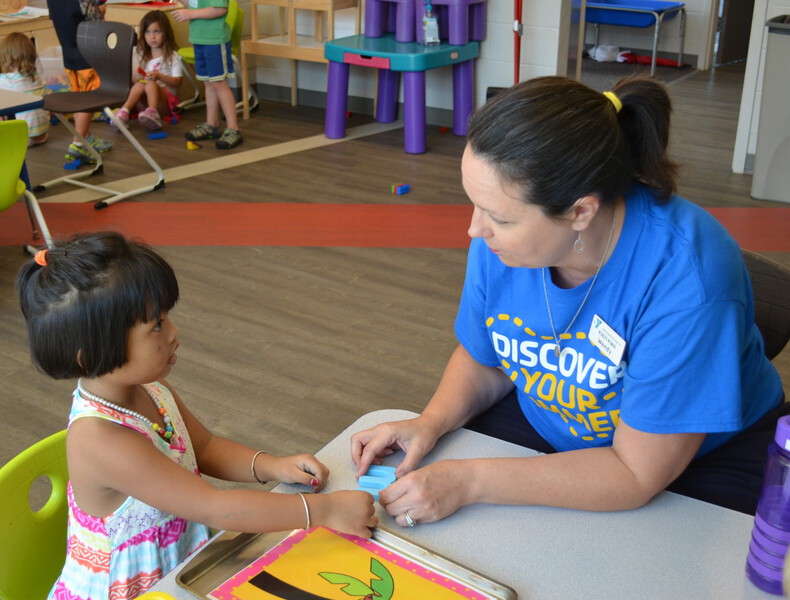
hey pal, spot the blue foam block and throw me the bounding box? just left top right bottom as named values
left=358, top=486, right=381, bottom=501
left=356, top=465, right=396, bottom=500
left=148, top=131, right=167, bottom=140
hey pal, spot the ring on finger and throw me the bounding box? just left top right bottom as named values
left=404, top=510, right=416, bottom=527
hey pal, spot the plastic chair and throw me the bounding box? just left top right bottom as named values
left=0, top=430, right=68, bottom=600
left=742, top=249, right=790, bottom=361
left=34, top=21, right=165, bottom=210
left=177, top=0, right=259, bottom=113
left=0, top=119, right=53, bottom=253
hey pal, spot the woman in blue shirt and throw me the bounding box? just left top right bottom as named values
left=351, top=76, right=786, bottom=522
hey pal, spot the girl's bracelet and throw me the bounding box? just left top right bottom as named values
left=251, top=450, right=267, bottom=485
left=297, top=492, right=311, bottom=530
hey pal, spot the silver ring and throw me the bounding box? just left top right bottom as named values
left=404, top=511, right=415, bottom=527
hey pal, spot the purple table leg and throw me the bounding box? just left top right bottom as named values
left=394, top=0, right=416, bottom=42
left=447, top=3, right=470, bottom=45
left=325, top=60, right=350, bottom=139
left=452, top=59, right=474, bottom=136
left=365, top=0, right=385, bottom=37
left=376, top=69, right=400, bottom=123
left=403, top=71, right=426, bottom=154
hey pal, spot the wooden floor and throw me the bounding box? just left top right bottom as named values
left=2, top=62, right=789, bottom=504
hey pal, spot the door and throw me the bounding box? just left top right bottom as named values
left=716, top=0, right=755, bottom=65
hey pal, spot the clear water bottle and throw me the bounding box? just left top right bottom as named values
left=746, top=415, right=790, bottom=595
left=421, top=1, right=440, bottom=46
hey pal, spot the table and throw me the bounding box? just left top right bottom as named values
left=324, top=34, right=479, bottom=154
left=153, top=409, right=776, bottom=599
left=0, top=13, right=58, bottom=49
left=0, top=88, right=43, bottom=189
left=584, top=0, right=686, bottom=76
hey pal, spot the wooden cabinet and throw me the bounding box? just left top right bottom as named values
left=241, top=0, right=360, bottom=117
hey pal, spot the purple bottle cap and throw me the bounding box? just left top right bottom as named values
left=776, top=416, right=790, bottom=450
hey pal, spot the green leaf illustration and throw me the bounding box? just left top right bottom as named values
left=318, top=572, right=375, bottom=597
left=369, top=558, right=394, bottom=600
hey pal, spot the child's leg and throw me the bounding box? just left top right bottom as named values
left=65, top=68, right=112, bottom=157
left=204, top=81, right=221, bottom=128
left=205, top=80, right=238, bottom=130
left=212, top=80, right=238, bottom=131
left=122, top=82, right=147, bottom=112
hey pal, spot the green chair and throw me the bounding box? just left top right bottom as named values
left=0, top=430, right=68, bottom=600
left=0, top=119, right=52, bottom=253
left=177, top=0, right=259, bottom=112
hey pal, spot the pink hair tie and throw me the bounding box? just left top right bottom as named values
left=34, top=249, right=47, bottom=266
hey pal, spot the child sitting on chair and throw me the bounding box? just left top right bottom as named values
left=17, top=231, right=378, bottom=600
left=0, top=33, right=49, bottom=146
left=113, top=10, right=183, bottom=130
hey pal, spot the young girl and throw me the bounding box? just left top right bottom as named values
left=0, top=33, right=49, bottom=146
left=114, top=10, right=183, bottom=130
left=17, top=231, right=377, bottom=600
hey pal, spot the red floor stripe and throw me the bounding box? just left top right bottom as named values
left=2, top=202, right=788, bottom=251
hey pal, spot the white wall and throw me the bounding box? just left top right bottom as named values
left=732, top=0, right=790, bottom=173
left=243, top=0, right=573, bottom=112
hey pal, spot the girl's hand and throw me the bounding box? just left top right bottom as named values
left=378, top=460, right=469, bottom=526
left=270, top=454, right=329, bottom=491
left=315, top=491, right=378, bottom=538
left=350, top=417, right=439, bottom=480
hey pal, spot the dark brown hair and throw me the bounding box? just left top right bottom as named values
left=467, top=75, right=678, bottom=216
left=137, top=10, right=179, bottom=67
left=17, top=231, right=179, bottom=379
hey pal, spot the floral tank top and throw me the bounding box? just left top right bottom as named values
left=48, top=381, right=212, bottom=600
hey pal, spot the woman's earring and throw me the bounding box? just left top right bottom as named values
left=574, top=230, right=584, bottom=253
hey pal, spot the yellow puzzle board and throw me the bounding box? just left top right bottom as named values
left=210, top=527, right=492, bottom=600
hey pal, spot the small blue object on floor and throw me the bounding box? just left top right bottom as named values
left=392, top=183, right=410, bottom=195
left=357, top=464, right=396, bottom=500
left=64, top=158, right=81, bottom=170
left=148, top=132, right=167, bottom=140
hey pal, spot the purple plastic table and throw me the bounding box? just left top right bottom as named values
left=324, top=34, right=479, bottom=154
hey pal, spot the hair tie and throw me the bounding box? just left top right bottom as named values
left=34, top=249, right=48, bottom=266
left=603, top=91, right=622, bottom=113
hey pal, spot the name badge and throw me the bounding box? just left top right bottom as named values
left=588, top=314, right=626, bottom=365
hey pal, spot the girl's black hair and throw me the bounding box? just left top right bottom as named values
left=16, top=231, right=179, bottom=379
left=466, top=75, right=679, bottom=216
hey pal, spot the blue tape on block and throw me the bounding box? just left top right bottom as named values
left=366, top=465, right=396, bottom=482
left=358, top=476, right=389, bottom=489
left=148, top=131, right=167, bottom=140
left=356, top=465, right=396, bottom=500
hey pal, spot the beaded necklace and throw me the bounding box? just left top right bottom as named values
left=77, top=379, right=175, bottom=443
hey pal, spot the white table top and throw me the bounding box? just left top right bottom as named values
left=154, top=409, right=776, bottom=600
left=0, top=88, right=43, bottom=117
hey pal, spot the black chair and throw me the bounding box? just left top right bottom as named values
left=742, top=249, right=790, bottom=361
left=34, top=21, right=164, bottom=210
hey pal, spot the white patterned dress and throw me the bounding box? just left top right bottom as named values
left=48, top=381, right=212, bottom=600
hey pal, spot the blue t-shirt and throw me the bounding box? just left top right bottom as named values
left=455, top=185, right=783, bottom=456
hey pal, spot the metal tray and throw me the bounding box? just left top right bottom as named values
left=176, top=527, right=518, bottom=600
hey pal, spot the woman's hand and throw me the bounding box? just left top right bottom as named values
left=313, top=491, right=378, bottom=538
left=379, top=460, right=470, bottom=526
left=350, top=417, right=441, bottom=480
left=266, top=454, right=329, bottom=491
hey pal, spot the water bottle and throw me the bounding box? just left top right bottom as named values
left=746, top=415, right=790, bottom=595
left=421, top=1, right=439, bottom=46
